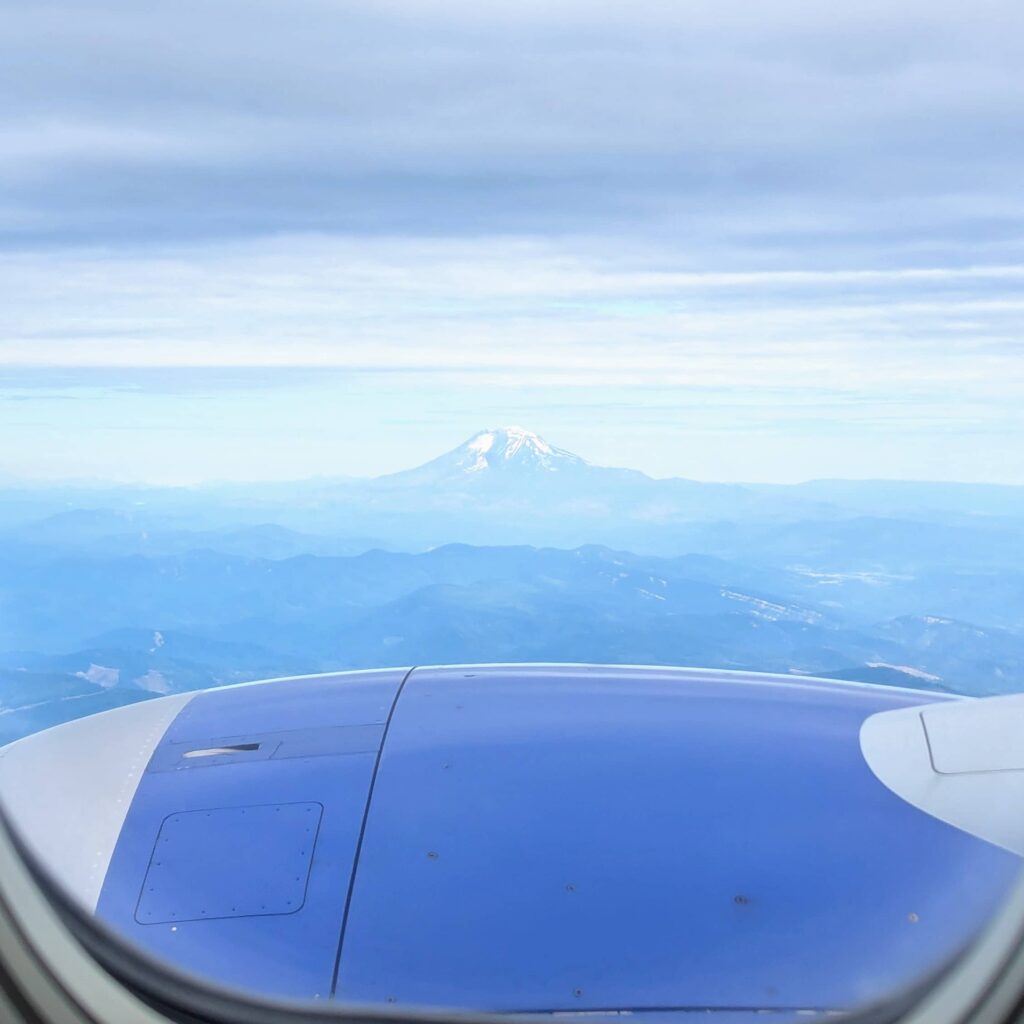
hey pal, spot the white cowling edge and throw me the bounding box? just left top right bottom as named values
left=0, top=693, right=195, bottom=912
left=860, top=694, right=1024, bottom=858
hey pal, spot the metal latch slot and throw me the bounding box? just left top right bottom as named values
left=182, top=743, right=262, bottom=759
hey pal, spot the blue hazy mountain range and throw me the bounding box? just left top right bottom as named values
left=3, top=427, right=1024, bottom=550
left=1, top=427, right=1022, bottom=742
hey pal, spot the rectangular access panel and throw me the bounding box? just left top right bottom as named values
left=135, top=802, right=323, bottom=924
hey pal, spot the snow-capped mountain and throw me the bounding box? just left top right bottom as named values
left=356, top=426, right=760, bottom=536
left=373, top=427, right=615, bottom=490
left=449, top=427, right=588, bottom=475
left=220, top=425, right=972, bottom=549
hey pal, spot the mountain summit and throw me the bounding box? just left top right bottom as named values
left=373, top=426, right=595, bottom=490
left=452, top=427, right=587, bottom=475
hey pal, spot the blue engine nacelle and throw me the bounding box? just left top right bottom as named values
left=0, top=665, right=1020, bottom=1016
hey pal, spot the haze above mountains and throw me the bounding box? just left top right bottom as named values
left=1, top=427, right=1022, bottom=743
left=5, top=426, right=1023, bottom=551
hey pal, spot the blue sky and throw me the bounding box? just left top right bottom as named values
left=1, top=0, right=1022, bottom=483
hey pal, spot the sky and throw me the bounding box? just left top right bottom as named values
left=1, top=0, right=1023, bottom=484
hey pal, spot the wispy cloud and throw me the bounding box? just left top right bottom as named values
left=0, top=0, right=1022, bottom=482
left=1, top=238, right=1021, bottom=393
left=2, top=0, right=1023, bottom=256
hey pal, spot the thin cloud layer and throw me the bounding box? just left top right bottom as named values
left=2, top=0, right=1023, bottom=258
left=0, top=1, right=1022, bottom=481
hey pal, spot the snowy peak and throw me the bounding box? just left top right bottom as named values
left=374, top=425, right=600, bottom=490
left=452, top=427, right=587, bottom=475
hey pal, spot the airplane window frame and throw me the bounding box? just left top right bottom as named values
left=3, top=805, right=1024, bottom=1024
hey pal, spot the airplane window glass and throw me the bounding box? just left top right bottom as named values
left=1, top=0, right=1023, bottom=1020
